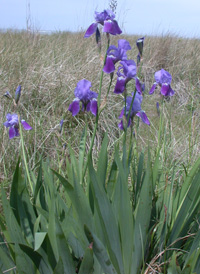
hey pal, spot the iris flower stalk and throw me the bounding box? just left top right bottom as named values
left=4, top=113, right=32, bottom=139
left=119, top=91, right=150, bottom=131
left=82, top=30, right=114, bottom=181
left=18, top=114, right=34, bottom=194
left=3, top=113, right=33, bottom=193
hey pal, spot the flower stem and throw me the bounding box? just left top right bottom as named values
left=123, top=88, right=137, bottom=143
left=82, top=36, right=110, bottom=180
left=157, top=97, right=164, bottom=153
left=18, top=114, right=34, bottom=194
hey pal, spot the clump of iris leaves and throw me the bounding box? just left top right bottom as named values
left=1, top=8, right=200, bottom=274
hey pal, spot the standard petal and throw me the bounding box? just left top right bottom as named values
left=9, top=127, right=16, bottom=139
left=121, top=60, right=137, bottom=79
left=155, top=69, right=172, bottom=85
left=68, top=99, right=80, bottom=116
left=149, top=82, right=157, bottom=94
left=118, top=39, right=131, bottom=51
left=126, top=92, right=142, bottom=114
left=3, top=121, right=10, bottom=128
left=21, top=120, right=32, bottom=130
left=136, top=111, right=150, bottom=125
left=103, top=20, right=122, bottom=35
left=74, top=79, right=92, bottom=100
left=90, top=99, right=98, bottom=116
left=84, top=23, right=98, bottom=37
left=103, top=57, right=115, bottom=73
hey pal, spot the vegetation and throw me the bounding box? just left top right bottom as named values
left=0, top=8, right=200, bottom=273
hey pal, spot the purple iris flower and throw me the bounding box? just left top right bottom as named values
left=4, top=113, right=32, bottom=139
left=84, top=9, right=122, bottom=38
left=114, top=60, right=137, bottom=94
left=68, top=79, right=98, bottom=116
left=149, top=69, right=175, bottom=96
left=118, top=91, right=150, bottom=130
left=103, top=39, right=131, bottom=74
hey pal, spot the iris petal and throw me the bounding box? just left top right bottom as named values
left=90, top=99, right=98, bottom=116
left=21, top=120, right=32, bottom=130
left=135, top=78, right=142, bottom=95
left=9, top=127, right=16, bottom=139
left=84, top=23, right=98, bottom=37
left=114, top=77, right=126, bottom=93
left=103, top=57, right=115, bottom=73
left=68, top=99, right=80, bottom=116
left=160, top=83, right=170, bottom=96
left=103, top=20, right=122, bottom=35
left=149, top=83, right=157, bottom=94
left=136, top=111, right=150, bottom=125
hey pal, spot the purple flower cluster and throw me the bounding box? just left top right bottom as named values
left=4, top=113, right=32, bottom=139
left=67, top=8, right=176, bottom=133
left=3, top=9, right=176, bottom=143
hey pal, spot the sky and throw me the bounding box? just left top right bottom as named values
left=0, top=0, right=200, bottom=38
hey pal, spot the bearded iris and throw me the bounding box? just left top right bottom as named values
left=103, top=39, right=131, bottom=74
left=4, top=113, right=32, bottom=139
left=118, top=91, right=150, bottom=130
left=68, top=79, right=98, bottom=116
left=84, top=9, right=122, bottom=38
left=149, top=69, right=175, bottom=96
left=114, top=60, right=137, bottom=93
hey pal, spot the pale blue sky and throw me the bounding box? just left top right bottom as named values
left=1, top=0, right=200, bottom=38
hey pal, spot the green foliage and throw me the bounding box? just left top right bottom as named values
left=1, top=134, right=200, bottom=273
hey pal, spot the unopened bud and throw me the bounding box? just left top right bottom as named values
left=137, top=54, right=141, bottom=66
left=96, top=27, right=101, bottom=52
left=15, top=85, right=21, bottom=105
left=4, top=91, right=12, bottom=99
left=59, top=119, right=64, bottom=133
left=136, top=37, right=145, bottom=56
left=156, top=102, right=160, bottom=116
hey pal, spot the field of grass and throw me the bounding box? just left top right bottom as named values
left=0, top=30, right=199, bottom=183
left=0, top=28, right=200, bottom=273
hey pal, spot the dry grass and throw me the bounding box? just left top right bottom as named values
left=0, top=30, right=199, bottom=182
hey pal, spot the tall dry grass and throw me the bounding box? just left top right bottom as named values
left=0, top=30, right=199, bottom=183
